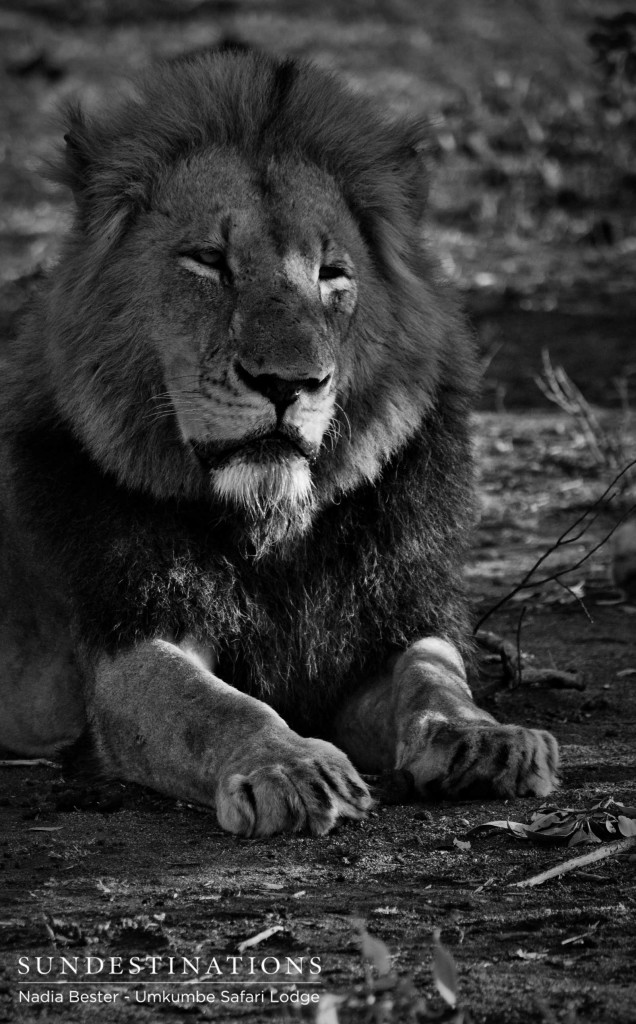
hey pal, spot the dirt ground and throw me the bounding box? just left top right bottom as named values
left=1, top=2, right=635, bottom=1022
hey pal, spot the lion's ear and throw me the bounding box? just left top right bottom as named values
left=405, top=144, right=429, bottom=226
left=57, top=103, right=141, bottom=255
left=60, top=104, right=97, bottom=203
left=399, top=123, right=430, bottom=227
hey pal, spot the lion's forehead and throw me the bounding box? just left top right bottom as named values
left=154, top=148, right=354, bottom=266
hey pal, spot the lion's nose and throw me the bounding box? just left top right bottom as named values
left=234, top=362, right=333, bottom=409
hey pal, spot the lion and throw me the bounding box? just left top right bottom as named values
left=0, top=50, right=559, bottom=836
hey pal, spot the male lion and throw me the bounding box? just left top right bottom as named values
left=0, top=50, right=559, bottom=836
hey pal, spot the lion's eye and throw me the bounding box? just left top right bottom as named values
left=194, top=251, right=225, bottom=269
left=319, top=265, right=349, bottom=281
left=179, top=250, right=232, bottom=283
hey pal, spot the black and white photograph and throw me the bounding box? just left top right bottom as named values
left=0, top=1, right=635, bottom=1021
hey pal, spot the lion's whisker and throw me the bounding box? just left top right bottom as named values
left=334, top=402, right=353, bottom=444
left=324, top=418, right=343, bottom=452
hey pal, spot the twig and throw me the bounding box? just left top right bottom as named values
left=475, top=630, right=519, bottom=686
left=555, top=579, right=593, bottom=623
left=520, top=667, right=585, bottom=690
left=510, top=836, right=636, bottom=888
left=515, top=606, right=526, bottom=686
left=237, top=924, right=284, bottom=953
left=535, top=350, right=630, bottom=472
left=529, top=504, right=636, bottom=584
left=0, top=759, right=58, bottom=767
left=474, top=459, right=636, bottom=633
left=475, top=631, right=583, bottom=692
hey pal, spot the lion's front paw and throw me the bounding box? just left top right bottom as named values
left=215, top=735, right=373, bottom=837
left=400, top=722, right=559, bottom=799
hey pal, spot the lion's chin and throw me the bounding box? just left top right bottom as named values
left=211, top=453, right=316, bottom=558
left=211, top=452, right=313, bottom=510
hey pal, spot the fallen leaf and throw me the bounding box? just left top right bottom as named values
left=568, top=827, right=601, bottom=847
left=432, top=929, right=458, bottom=1008
left=315, top=993, right=345, bottom=1024
left=469, top=798, right=636, bottom=848
left=618, top=815, right=636, bottom=837
left=360, top=927, right=392, bottom=976
left=467, top=819, right=529, bottom=840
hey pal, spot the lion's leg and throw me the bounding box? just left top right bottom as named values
left=331, top=673, right=397, bottom=773
left=334, top=638, right=559, bottom=798
left=88, top=639, right=371, bottom=837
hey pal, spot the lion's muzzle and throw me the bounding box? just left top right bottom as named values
left=191, top=427, right=317, bottom=472
left=233, top=360, right=334, bottom=416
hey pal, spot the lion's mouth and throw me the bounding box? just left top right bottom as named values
left=191, top=429, right=315, bottom=473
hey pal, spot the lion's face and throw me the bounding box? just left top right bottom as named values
left=44, top=51, right=470, bottom=552
left=144, top=151, right=361, bottom=516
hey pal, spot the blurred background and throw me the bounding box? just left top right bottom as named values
left=1, top=0, right=635, bottom=409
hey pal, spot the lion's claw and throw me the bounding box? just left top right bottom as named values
left=400, top=722, right=560, bottom=800
left=215, top=735, right=372, bottom=836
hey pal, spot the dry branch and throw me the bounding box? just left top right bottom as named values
left=535, top=350, right=631, bottom=474
left=475, top=631, right=583, bottom=690
left=510, top=836, right=636, bottom=888
left=0, top=759, right=58, bottom=767
left=474, top=458, right=636, bottom=633
left=521, top=667, right=585, bottom=689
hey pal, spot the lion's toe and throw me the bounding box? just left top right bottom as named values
left=505, top=727, right=560, bottom=798
left=404, top=723, right=560, bottom=800
left=215, top=740, right=372, bottom=837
